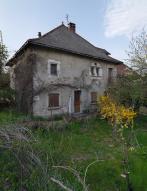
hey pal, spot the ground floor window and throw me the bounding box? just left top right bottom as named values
left=48, top=93, right=59, bottom=107
left=91, top=92, right=97, bottom=103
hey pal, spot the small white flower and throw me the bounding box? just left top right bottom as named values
left=121, top=174, right=126, bottom=178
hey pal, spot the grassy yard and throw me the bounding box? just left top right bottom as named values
left=0, top=110, right=147, bottom=191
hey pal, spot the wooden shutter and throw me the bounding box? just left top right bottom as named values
left=91, top=92, right=97, bottom=103
left=108, top=68, right=113, bottom=83
left=49, top=94, right=59, bottom=107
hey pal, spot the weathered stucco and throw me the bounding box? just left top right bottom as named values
left=11, top=48, right=35, bottom=114
left=10, top=46, right=117, bottom=116
left=32, top=48, right=117, bottom=117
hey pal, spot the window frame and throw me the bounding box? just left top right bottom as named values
left=50, top=63, right=57, bottom=76
left=108, top=68, right=113, bottom=83
left=48, top=59, right=60, bottom=77
left=90, top=63, right=102, bottom=77
left=96, top=67, right=100, bottom=76
left=90, top=66, right=95, bottom=76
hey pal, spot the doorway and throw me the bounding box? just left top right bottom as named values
left=74, top=90, right=81, bottom=113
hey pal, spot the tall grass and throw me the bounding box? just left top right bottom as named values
left=0, top=111, right=147, bottom=190
left=0, top=124, right=50, bottom=190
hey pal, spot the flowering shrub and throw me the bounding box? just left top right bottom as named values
left=99, top=95, right=136, bottom=128
left=99, top=95, right=137, bottom=190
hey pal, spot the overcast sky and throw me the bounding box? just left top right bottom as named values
left=0, top=0, right=147, bottom=61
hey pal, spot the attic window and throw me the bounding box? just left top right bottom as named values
left=51, top=63, right=57, bottom=75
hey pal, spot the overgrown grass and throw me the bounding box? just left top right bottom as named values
left=0, top=111, right=147, bottom=190
left=0, top=109, right=29, bottom=124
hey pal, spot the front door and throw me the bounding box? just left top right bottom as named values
left=74, top=90, right=81, bottom=113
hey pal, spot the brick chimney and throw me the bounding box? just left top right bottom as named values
left=68, top=22, right=76, bottom=33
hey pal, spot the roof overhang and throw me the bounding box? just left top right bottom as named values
left=6, top=41, right=123, bottom=66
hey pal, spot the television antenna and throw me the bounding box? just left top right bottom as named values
left=66, top=14, right=69, bottom=24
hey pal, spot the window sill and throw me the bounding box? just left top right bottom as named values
left=90, top=76, right=102, bottom=78
left=48, top=106, right=60, bottom=110
left=48, top=75, right=59, bottom=78
left=49, top=75, right=59, bottom=77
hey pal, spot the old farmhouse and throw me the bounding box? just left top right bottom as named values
left=7, top=23, right=122, bottom=117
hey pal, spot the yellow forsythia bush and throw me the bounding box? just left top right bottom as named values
left=99, top=96, right=136, bottom=127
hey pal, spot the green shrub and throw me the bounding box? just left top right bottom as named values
left=0, top=73, right=15, bottom=109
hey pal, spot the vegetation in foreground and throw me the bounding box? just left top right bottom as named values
left=0, top=110, right=147, bottom=191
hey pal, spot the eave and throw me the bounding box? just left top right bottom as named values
left=6, top=41, right=123, bottom=66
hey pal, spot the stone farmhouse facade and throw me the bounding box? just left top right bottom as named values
left=7, top=23, right=122, bottom=117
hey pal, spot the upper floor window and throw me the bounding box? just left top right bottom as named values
left=90, top=63, right=102, bottom=77
left=91, top=66, right=95, bottom=76
left=51, top=63, right=57, bottom=75
left=96, top=67, right=100, bottom=76
left=108, top=68, right=113, bottom=83
left=48, top=59, right=60, bottom=77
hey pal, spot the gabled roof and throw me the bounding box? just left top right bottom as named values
left=7, top=24, right=122, bottom=66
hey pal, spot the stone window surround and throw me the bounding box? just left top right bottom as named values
left=48, top=59, right=61, bottom=77
left=90, top=62, right=103, bottom=77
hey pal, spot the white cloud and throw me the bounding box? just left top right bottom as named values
left=104, top=0, right=147, bottom=38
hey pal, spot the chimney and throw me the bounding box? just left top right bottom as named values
left=68, top=22, right=76, bottom=33
left=38, top=32, right=42, bottom=38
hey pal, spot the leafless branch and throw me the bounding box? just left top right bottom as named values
left=50, top=177, right=73, bottom=191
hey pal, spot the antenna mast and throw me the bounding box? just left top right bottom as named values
left=66, top=14, right=69, bottom=25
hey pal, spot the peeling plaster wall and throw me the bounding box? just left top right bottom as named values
left=12, top=48, right=34, bottom=114
left=32, top=48, right=117, bottom=117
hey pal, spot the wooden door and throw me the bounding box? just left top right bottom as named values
left=74, top=90, right=81, bottom=113
left=108, top=68, right=113, bottom=83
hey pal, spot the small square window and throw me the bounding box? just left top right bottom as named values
left=91, top=92, right=97, bottom=103
left=51, top=63, right=57, bottom=75
left=49, top=94, right=59, bottom=107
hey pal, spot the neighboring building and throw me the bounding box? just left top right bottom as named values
left=7, top=23, right=122, bottom=117
left=117, top=63, right=133, bottom=76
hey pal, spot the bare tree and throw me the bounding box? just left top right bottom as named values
left=108, top=29, right=147, bottom=109
left=126, top=29, right=147, bottom=75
